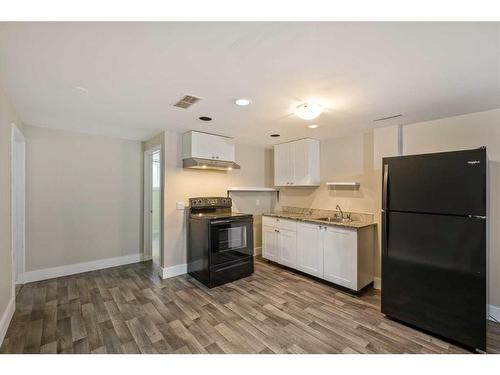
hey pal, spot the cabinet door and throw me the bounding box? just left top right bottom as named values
left=292, top=140, right=308, bottom=185
left=278, top=229, right=297, bottom=268
left=274, top=143, right=292, bottom=186
left=191, top=132, right=235, bottom=161
left=213, top=135, right=235, bottom=161
left=262, top=225, right=279, bottom=262
left=296, top=223, right=323, bottom=278
left=323, top=226, right=357, bottom=289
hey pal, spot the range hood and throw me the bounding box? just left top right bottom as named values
left=182, top=157, right=240, bottom=171
left=182, top=131, right=240, bottom=171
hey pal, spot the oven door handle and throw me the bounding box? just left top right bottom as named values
left=211, top=220, right=232, bottom=225
left=211, top=218, right=252, bottom=225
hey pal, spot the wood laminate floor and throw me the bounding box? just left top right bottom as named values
left=1, top=258, right=499, bottom=354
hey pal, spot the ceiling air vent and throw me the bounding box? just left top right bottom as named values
left=173, top=95, right=201, bottom=109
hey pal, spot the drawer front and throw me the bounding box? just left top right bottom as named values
left=263, top=216, right=297, bottom=231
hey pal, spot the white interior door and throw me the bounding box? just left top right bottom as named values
left=144, top=146, right=162, bottom=267
left=11, top=124, right=26, bottom=286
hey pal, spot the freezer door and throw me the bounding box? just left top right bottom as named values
left=382, top=148, right=486, bottom=216
left=381, top=211, right=486, bottom=351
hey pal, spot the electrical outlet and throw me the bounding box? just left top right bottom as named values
left=256, top=199, right=261, bottom=206
left=176, top=202, right=185, bottom=210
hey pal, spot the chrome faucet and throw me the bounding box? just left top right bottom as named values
left=335, top=205, right=344, bottom=219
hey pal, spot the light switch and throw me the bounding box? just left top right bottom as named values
left=176, top=202, right=185, bottom=210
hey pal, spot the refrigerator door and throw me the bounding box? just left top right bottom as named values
left=382, top=148, right=486, bottom=216
left=381, top=211, right=486, bottom=351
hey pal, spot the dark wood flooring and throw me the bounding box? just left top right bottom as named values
left=1, top=258, right=499, bottom=354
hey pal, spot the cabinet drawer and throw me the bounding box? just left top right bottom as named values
left=263, top=216, right=297, bottom=231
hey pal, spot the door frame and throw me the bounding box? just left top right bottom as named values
left=11, top=123, right=26, bottom=289
left=143, top=145, right=163, bottom=265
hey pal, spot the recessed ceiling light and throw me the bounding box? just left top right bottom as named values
left=270, top=134, right=280, bottom=137
left=199, top=116, right=212, bottom=122
left=295, top=102, right=323, bottom=120
left=308, top=124, right=320, bottom=129
left=73, top=85, right=89, bottom=94
left=235, top=98, right=251, bottom=106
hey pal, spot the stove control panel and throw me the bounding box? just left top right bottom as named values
left=189, top=197, right=232, bottom=208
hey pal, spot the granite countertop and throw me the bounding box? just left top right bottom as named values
left=263, top=208, right=376, bottom=230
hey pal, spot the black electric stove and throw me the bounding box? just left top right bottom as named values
left=187, top=197, right=254, bottom=288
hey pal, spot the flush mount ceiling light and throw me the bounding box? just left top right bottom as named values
left=295, top=102, right=323, bottom=120
left=308, top=124, right=320, bottom=129
left=235, top=98, right=251, bottom=106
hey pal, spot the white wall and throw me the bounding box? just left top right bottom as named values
left=0, top=85, right=23, bottom=345
left=24, top=125, right=143, bottom=272
left=402, top=109, right=500, bottom=307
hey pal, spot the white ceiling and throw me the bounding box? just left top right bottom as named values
left=0, top=22, right=499, bottom=146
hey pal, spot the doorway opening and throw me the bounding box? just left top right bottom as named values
left=144, top=146, right=162, bottom=267
left=11, top=124, right=26, bottom=290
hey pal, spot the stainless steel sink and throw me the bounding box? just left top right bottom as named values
left=317, top=216, right=351, bottom=223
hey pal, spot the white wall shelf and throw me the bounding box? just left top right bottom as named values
left=227, top=187, right=279, bottom=201
left=227, top=187, right=277, bottom=192
left=326, top=182, right=360, bottom=188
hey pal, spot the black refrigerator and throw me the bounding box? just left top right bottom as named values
left=381, top=147, right=487, bottom=351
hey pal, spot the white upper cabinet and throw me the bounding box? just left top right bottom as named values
left=274, top=138, right=320, bottom=186
left=182, top=131, right=235, bottom=161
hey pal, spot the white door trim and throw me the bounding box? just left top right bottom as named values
left=11, top=123, right=26, bottom=291
left=143, top=145, right=162, bottom=266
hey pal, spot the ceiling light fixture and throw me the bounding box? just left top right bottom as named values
left=235, top=98, right=251, bottom=106
left=308, top=124, right=320, bottom=129
left=295, top=102, right=323, bottom=120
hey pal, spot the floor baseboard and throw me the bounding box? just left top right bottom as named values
left=489, top=304, right=500, bottom=322
left=19, top=253, right=146, bottom=283
left=0, top=295, right=15, bottom=347
left=160, top=263, right=187, bottom=279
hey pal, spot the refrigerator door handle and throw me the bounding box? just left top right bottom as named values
left=382, top=211, right=388, bottom=255
left=382, top=164, right=389, bottom=210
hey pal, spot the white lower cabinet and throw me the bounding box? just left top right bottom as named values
left=322, top=226, right=357, bottom=290
left=262, top=225, right=279, bottom=262
left=278, top=229, right=297, bottom=268
left=296, top=222, right=323, bottom=278
left=262, top=216, right=374, bottom=292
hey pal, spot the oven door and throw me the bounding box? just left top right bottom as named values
left=209, top=217, right=254, bottom=265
